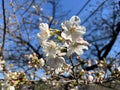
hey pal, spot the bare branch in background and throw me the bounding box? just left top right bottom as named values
left=82, top=0, right=108, bottom=24
left=76, top=0, right=90, bottom=15
left=1, top=0, right=7, bottom=57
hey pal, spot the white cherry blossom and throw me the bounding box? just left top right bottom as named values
left=1, top=83, right=9, bottom=90
left=9, top=86, right=15, bottom=90
left=70, top=16, right=81, bottom=24
left=37, top=23, right=50, bottom=42
left=76, top=36, right=89, bottom=45
left=66, top=42, right=88, bottom=56
left=87, top=71, right=93, bottom=83
left=40, top=58, right=45, bottom=67
left=41, top=75, right=48, bottom=81
left=61, top=16, right=86, bottom=41
left=42, top=40, right=57, bottom=57
left=46, top=56, right=65, bottom=69
left=55, top=67, right=63, bottom=74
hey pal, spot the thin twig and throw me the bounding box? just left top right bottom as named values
left=22, top=0, right=35, bottom=15
left=82, top=0, right=108, bottom=24
left=48, top=0, right=56, bottom=28
left=69, top=55, right=79, bottom=84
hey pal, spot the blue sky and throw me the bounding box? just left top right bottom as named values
left=0, top=0, right=90, bottom=79
left=0, top=0, right=120, bottom=79
left=60, top=0, right=87, bottom=14
left=60, top=0, right=89, bottom=22
left=60, top=0, right=120, bottom=58
left=59, top=0, right=108, bottom=25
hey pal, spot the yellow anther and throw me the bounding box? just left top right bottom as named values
left=49, top=45, right=55, bottom=49
left=57, top=36, right=63, bottom=41
left=70, top=27, right=75, bottom=33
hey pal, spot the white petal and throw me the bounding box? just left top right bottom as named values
left=39, top=23, right=49, bottom=31
left=42, top=41, right=57, bottom=57
left=61, top=31, right=72, bottom=41
left=56, top=57, right=65, bottom=63
left=46, top=57, right=63, bottom=69
left=46, top=57, right=55, bottom=68
left=67, top=48, right=74, bottom=56
left=55, top=68, right=63, bottom=74
left=70, top=16, right=81, bottom=24
left=80, top=45, right=88, bottom=50
left=75, top=48, right=83, bottom=55
left=76, top=26, right=86, bottom=35
left=76, top=37, right=89, bottom=45
left=61, top=21, right=71, bottom=31
left=9, top=86, right=15, bottom=90
left=117, top=67, right=120, bottom=72
left=71, top=32, right=80, bottom=41
left=40, top=58, right=45, bottom=66
left=37, top=33, right=41, bottom=38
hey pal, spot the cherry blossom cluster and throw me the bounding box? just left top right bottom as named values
left=0, top=56, right=6, bottom=71
left=37, top=16, right=89, bottom=75
left=1, top=69, right=29, bottom=90
left=28, top=53, right=44, bottom=70
left=1, top=16, right=120, bottom=90
left=5, top=71, right=28, bottom=87
left=36, top=15, right=120, bottom=88
left=78, top=60, right=106, bottom=84
left=0, top=56, right=29, bottom=90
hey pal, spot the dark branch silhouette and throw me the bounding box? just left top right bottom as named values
left=1, top=0, right=7, bottom=57
left=100, top=22, right=120, bottom=59
left=82, top=0, right=108, bottom=24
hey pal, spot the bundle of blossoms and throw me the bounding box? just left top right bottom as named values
left=36, top=16, right=120, bottom=88
left=0, top=56, right=6, bottom=71
left=7, top=71, right=28, bottom=87
left=1, top=70, right=30, bottom=90
left=36, top=16, right=88, bottom=75
left=0, top=57, right=29, bottom=90
left=36, top=16, right=90, bottom=85
left=1, top=16, right=120, bottom=90
left=28, top=53, right=45, bottom=70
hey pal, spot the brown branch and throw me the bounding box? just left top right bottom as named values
left=6, top=28, right=43, bottom=59
left=69, top=55, right=79, bottom=84
left=22, top=0, right=35, bottom=15
left=48, top=0, right=56, bottom=28
left=1, top=0, right=7, bottom=57
left=84, top=64, right=98, bottom=71
left=82, top=0, right=108, bottom=24
left=100, top=22, right=120, bottom=59
left=15, top=36, right=43, bottom=59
